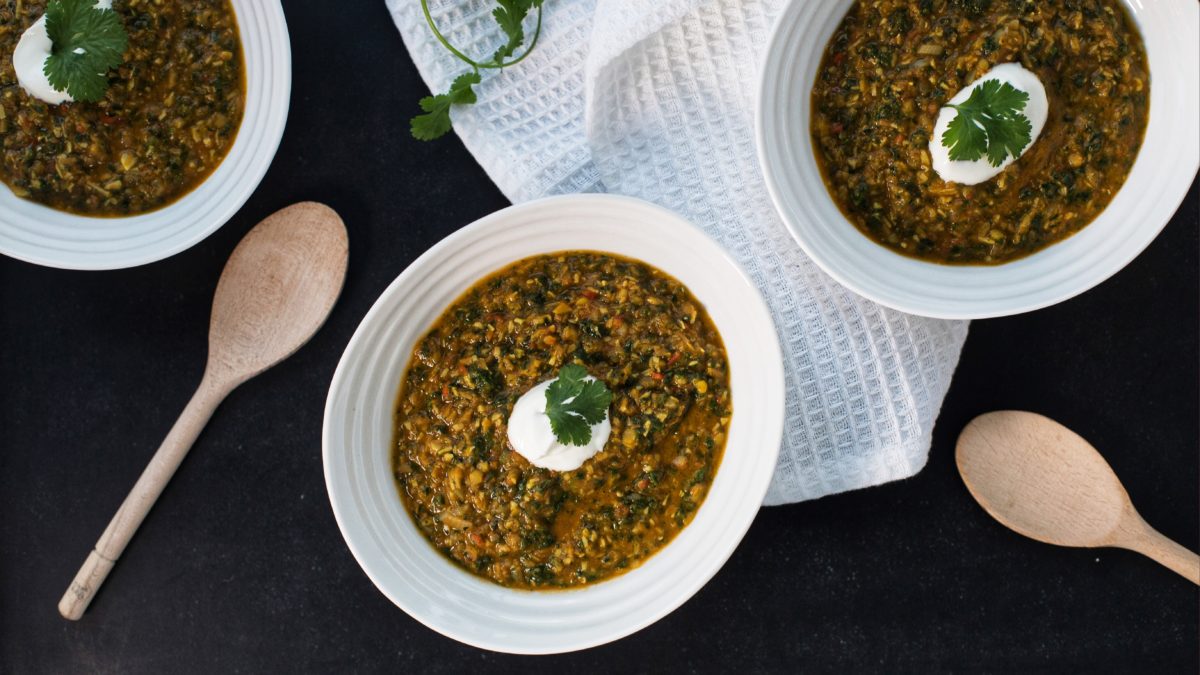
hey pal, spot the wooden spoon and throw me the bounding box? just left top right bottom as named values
left=58, top=202, right=349, bottom=620
left=957, top=410, right=1199, bottom=584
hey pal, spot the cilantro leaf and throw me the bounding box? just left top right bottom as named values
left=940, top=79, right=1033, bottom=167
left=568, top=380, right=612, bottom=425
left=546, top=363, right=588, bottom=399
left=411, top=0, right=543, bottom=141
left=548, top=408, right=592, bottom=447
left=43, top=0, right=128, bottom=103
left=410, top=72, right=481, bottom=141
left=980, top=109, right=1033, bottom=167
left=544, top=364, right=612, bottom=447
left=943, top=108, right=988, bottom=162
left=491, top=0, right=540, bottom=63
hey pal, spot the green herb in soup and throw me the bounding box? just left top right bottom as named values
left=0, top=0, right=245, bottom=216
left=43, top=0, right=129, bottom=102
left=392, top=252, right=731, bottom=589
left=941, top=78, right=1032, bottom=166
left=811, top=0, right=1150, bottom=264
left=543, top=363, right=613, bottom=447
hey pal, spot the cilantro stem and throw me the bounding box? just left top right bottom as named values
left=419, top=0, right=543, bottom=70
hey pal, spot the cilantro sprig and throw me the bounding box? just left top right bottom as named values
left=544, top=364, right=612, bottom=447
left=411, top=0, right=544, bottom=141
left=43, top=0, right=128, bottom=103
left=941, top=79, right=1033, bottom=167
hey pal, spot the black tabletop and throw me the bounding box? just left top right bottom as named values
left=2, top=2, right=1197, bottom=672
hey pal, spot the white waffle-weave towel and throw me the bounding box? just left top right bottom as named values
left=386, top=0, right=970, bottom=505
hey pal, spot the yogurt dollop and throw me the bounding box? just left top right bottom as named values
left=929, top=62, right=1048, bottom=186
left=507, top=377, right=611, bottom=472
left=13, top=0, right=113, bottom=105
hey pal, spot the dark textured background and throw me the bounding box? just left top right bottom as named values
left=2, top=2, right=1197, bottom=672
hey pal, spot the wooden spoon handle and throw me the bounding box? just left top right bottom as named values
left=58, top=373, right=231, bottom=620
left=1116, top=516, right=1200, bottom=585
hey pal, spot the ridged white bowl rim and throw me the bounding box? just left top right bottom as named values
left=0, top=0, right=291, bottom=270
left=757, top=0, right=1199, bottom=319
left=322, top=194, right=785, bottom=654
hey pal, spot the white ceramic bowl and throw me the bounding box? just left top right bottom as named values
left=323, top=194, right=785, bottom=654
left=0, top=0, right=291, bottom=270
left=758, top=0, right=1199, bottom=319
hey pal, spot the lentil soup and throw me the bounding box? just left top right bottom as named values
left=392, top=252, right=731, bottom=589
left=0, top=0, right=245, bottom=216
left=811, top=0, right=1150, bottom=264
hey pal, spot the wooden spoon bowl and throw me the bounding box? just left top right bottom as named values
left=957, top=411, right=1198, bottom=584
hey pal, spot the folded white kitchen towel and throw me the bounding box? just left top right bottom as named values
left=386, top=0, right=969, bottom=505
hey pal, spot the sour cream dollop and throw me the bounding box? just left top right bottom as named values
left=507, top=376, right=611, bottom=472
left=13, top=0, right=113, bottom=105
left=929, top=62, right=1048, bottom=186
